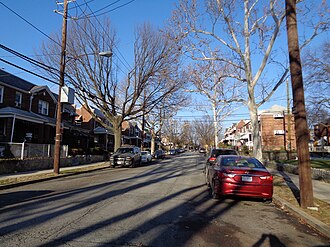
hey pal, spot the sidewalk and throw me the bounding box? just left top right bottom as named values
left=269, top=168, right=330, bottom=203
left=0, top=161, right=110, bottom=188
left=269, top=168, right=330, bottom=238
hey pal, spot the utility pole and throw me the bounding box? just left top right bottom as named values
left=286, top=79, right=292, bottom=160
left=285, top=0, right=314, bottom=208
left=54, top=0, right=68, bottom=175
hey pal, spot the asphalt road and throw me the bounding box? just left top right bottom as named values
left=0, top=153, right=329, bottom=247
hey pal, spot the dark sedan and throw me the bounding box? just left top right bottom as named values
left=205, top=155, right=273, bottom=201
left=206, top=148, right=239, bottom=166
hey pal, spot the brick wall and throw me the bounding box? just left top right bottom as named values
left=260, top=113, right=296, bottom=151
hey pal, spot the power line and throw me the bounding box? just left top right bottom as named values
left=0, top=1, right=61, bottom=47
left=0, top=58, right=59, bottom=85
left=74, top=0, right=132, bottom=71
left=0, top=43, right=61, bottom=76
left=78, top=0, right=136, bottom=19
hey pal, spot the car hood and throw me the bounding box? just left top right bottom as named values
left=111, top=153, right=133, bottom=158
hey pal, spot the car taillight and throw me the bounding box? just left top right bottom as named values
left=260, top=175, right=273, bottom=181
left=218, top=172, right=235, bottom=178
left=209, top=157, right=216, bottom=162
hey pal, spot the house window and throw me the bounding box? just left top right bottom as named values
left=0, top=86, right=3, bottom=103
left=38, top=100, right=49, bottom=115
left=15, top=92, right=22, bottom=108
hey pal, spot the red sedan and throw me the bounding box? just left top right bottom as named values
left=205, top=155, right=273, bottom=201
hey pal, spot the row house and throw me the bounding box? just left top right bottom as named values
left=313, top=119, right=330, bottom=150
left=0, top=69, right=91, bottom=157
left=75, top=104, right=143, bottom=152
left=0, top=69, right=143, bottom=157
left=222, top=105, right=296, bottom=152
left=223, top=120, right=252, bottom=149
left=0, top=69, right=57, bottom=144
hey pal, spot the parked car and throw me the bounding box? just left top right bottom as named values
left=169, top=149, right=176, bottom=155
left=141, top=151, right=152, bottom=163
left=153, top=149, right=165, bottom=159
left=206, top=148, right=239, bottom=166
left=109, top=146, right=141, bottom=168
left=205, top=155, right=273, bottom=201
left=199, top=147, right=207, bottom=153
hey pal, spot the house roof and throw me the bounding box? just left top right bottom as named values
left=0, top=69, right=35, bottom=91
left=0, top=106, right=51, bottom=124
left=0, top=69, right=58, bottom=100
left=93, top=126, right=114, bottom=135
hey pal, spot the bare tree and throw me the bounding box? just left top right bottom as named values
left=168, top=0, right=329, bottom=160
left=39, top=19, right=183, bottom=151
left=304, top=41, right=330, bottom=126
left=185, top=60, right=243, bottom=148
left=193, top=116, right=215, bottom=147
left=146, top=90, right=189, bottom=154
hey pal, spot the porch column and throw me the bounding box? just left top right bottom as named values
left=10, top=114, right=16, bottom=143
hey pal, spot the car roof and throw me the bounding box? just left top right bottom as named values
left=218, top=155, right=255, bottom=159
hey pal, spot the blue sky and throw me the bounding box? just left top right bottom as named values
left=0, top=0, right=177, bottom=89
left=0, top=0, right=327, bottom=130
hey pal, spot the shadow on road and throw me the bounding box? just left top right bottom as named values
left=0, top=154, right=293, bottom=246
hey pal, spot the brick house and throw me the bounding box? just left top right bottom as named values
left=0, top=69, right=90, bottom=157
left=75, top=105, right=143, bottom=152
left=0, top=69, right=58, bottom=144
left=259, top=105, right=296, bottom=151
left=223, top=105, right=296, bottom=152
left=122, top=120, right=142, bottom=147
left=75, top=104, right=115, bottom=152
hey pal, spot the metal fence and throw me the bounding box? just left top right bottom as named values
left=0, top=142, right=68, bottom=159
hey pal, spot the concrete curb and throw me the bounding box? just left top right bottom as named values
left=273, top=195, right=330, bottom=238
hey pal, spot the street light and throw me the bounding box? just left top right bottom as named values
left=53, top=50, right=113, bottom=175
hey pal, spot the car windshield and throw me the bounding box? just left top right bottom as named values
left=212, top=149, right=237, bottom=157
left=141, top=151, right=148, bottom=155
left=116, top=148, right=133, bottom=154
left=220, top=157, right=265, bottom=169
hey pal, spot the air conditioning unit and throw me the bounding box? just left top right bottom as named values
left=274, top=130, right=285, bottom=135
left=273, top=113, right=284, bottom=118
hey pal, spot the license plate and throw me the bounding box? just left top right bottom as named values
left=117, top=161, right=123, bottom=165
left=242, top=176, right=252, bottom=182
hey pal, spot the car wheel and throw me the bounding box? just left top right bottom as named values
left=130, top=160, right=136, bottom=168
left=211, top=180, right=220, bottom=200
left=263, top=198, right=273, bottom=204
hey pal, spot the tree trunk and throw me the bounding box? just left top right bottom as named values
left=213, top=106, right=218, bottom=148
left=151, top=131, right=156, bottom=155
left=113, top=117, right=122, bottom=152
left=285, top=0, right=314, bottom=208
left=248, top=98, right=263, bottom=161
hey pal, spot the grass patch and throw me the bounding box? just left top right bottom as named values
left=278, top=159, right=330, bottom=171
left=273, top=176, right=330, bottom=226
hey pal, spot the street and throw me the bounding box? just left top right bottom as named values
left=0, top=153, right=329, bottom=247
